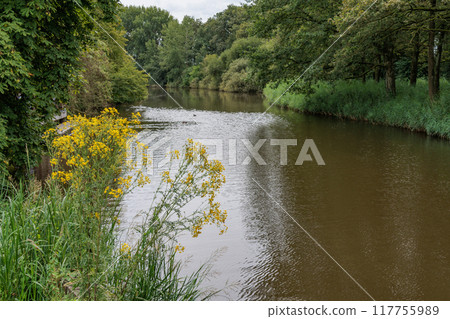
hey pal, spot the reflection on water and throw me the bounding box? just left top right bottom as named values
left=120, top=87, right=450, bottom=300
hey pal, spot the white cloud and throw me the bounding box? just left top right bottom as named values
left=119, top=0, right=243, bottom=21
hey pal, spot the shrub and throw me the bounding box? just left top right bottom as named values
left=182, top=65, right=202, bottom=88
left=199, top=54, right=225, bottom=90
left=111, top=58, right=149, bottom=105
left=220, top=58, right=258, bottom=93
left=68, top=48, right=113, bottom=116
left=220, top=37, right=263, bottom=68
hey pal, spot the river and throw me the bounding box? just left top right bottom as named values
left=119, top=87, right=450, bottom=301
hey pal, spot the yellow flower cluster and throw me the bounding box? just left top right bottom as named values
left=167, top=139, right=228, bottom=238
left=45, top=108, right=140, bottom=189
left=137, top=170, right=151, bottom=187
left=184, top=172, right=193, bottom=185
left=175, top=245, right=185, bottom=253
left=103, top=107, right=120, bottom=116
left=89, top=141, right=110, bottom=158
left=161, top=171, right=173, bottom=185
left=136, top=141, right=150, bottom=167
left=192, top=204, right=228, bottom=238
left=66, top=154, right=89, bottom=167
left=120, top=243, right=131, bottom=254
left=108, top=188, right=124, bottom=199
left=43, top=128, right=57, bottom=140
left=131, top=111, right=141, bottom=120
left=116, top=176, right=132, bottom=189
left=169, top=150, right=180, bottom=160
left=51, top=171, right=73, bottom=183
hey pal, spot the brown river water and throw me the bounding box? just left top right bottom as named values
left=117, top=88, right=450, bottom=301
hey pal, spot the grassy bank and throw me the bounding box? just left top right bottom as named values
left=264, top=79, right=450, bottom=139
left=0, top=109, right=227, bottom=300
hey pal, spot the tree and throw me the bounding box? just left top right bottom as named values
left=201, top=5, right=250, bottom=56
left=251, top=0, right=340, bottom=84
left=120, top=6, right=172, bottom=83
left=333, top=0, right=418, bottom=95
left=68, top=46, right=113, bottom=115
left=100, top=19, right=149, bottom=104
left=68, top=20, right=149, bottom=114
left=199, top=54, right=224, bottom=89
left=110, top=57, right=148, bottom=104
left=220, top=58, right=258, bottom=92
left=409, top=31, right=424, bottom=86
left=393, top=0, right=449, bottom=99
left=197, top=37, right=262, bottom=90
left=423, top=0, right=449, bottom=99
left=158, top=16, right=202, bottom=84
left=0, top=0, right=119, bottom=176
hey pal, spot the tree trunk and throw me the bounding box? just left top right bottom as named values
left=434, top=31, right=444, bottom=94
left=409, top=32, right=420, bottom=86
left=385, top=49, right=396, bottom=95
left=428, top=0, right=437, bottom=100
left=362, top=58, right=366, bottom=83
left=374, top=55, right=381, bottom=82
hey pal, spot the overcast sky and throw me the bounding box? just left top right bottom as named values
left=119, top=0, right=244, bottom=21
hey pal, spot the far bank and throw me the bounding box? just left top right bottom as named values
left=264, top=79, right=450, bottom=140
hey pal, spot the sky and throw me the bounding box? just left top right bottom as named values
left=119, top=0, right=244, bottom=21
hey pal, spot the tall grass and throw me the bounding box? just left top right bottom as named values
left=0, top=180, right=97, bottom=300
left=0, top=117, right=7, bottom=175
left=0, top=110, right=227, bottom=300
left=264, top=79, right=450, bottom=139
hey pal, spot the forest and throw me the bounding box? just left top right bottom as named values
left=119, top=1, right=450, bottom=95
left=119, top=0, right=450, bottom=138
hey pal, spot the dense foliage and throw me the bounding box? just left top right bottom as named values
left=119, top=1, right=448, bottom=139
left=120, top=5, right=256, bottom=91
left=68, top=24, right=148, bottom=115
left=0, top=0, right=121, bottom=175
left=0, top=117, right=7, bottom=175
left=120, top=1, right=448, bottom=99
left=0, top=1, right=150, bottom=176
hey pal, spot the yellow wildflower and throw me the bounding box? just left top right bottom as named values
left=175, top=245, right=185, bottom=253
left=120, top=243, right=131, bottom=255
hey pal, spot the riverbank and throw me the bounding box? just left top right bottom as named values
left=264, top=79, right=450, bottom=139
left=0, top=109, right=226, bottom=300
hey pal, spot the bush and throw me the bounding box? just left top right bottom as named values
left=199, top=54, right=225, bottom=90
left=68, top=48, right=113, bottom=116
left=69, top=45, right=149, bottom=113
left=111, top=58, right=149, bottom=105
left=220, top=58, right=258, bottom=93
left=220, top=37, right=263, bottom=68
left=182, top=65, right=202, bottom=88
